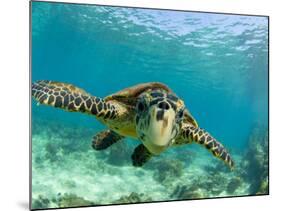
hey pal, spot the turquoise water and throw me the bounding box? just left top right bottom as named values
left=31, top=1, right=269, bottom=209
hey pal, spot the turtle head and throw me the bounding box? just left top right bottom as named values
left=135, top=90, right=188, bottom=154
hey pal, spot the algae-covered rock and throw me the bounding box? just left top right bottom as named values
left=148, top=159, right=184, bottom=185
left=171, top=185, right=205, bottom=200
left=32, top=195, right=50, bottom=209
left=226, top=177, right=242, bottom=194
left=114, top=192, right=152, bottom=204
left=241, top=126, right=268, bottom=194
left=199, top=172, right=227, bottom=191
left=55, top=193, right=95, bottom=207
left=256, top=176, right=269, bottom=195
left=171, top=171, right=230, bottom=199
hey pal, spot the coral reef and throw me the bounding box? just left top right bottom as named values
left=113, top=192, right=152, bottom=204
left=171, top=185, right=205, bottom=200
left=32, top=195, right=50, bottom=210
left=256, top=176, right=269, bottom=195
left=226, top=177, right=242, bottom=194
left=147, top=158, right=184, bottom=186
left=32, top=193, right=95, bottom=209
left=241, top=126, right=269, bottom=194
left=32, top=117, right=269, bottom=209
left=170, top=160, right=244, bottom=199
left=53, top=193, right=95, bottom=207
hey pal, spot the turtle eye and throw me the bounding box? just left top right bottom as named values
left=137, top=102, right=145, bottom=112
left=178, top=109, right=184, bottom=118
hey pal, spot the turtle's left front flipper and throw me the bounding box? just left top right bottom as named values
left=32, top=80, right=117, bottom=119
left=92, top=130, right=124, bottom=150
left=180, top=125, right=234, bottom=169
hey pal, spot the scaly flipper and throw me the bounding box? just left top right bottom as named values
left=131, top=144, right=152, bottom=167
left=180, top=125, right=234, bottom=169
left=92, top=130, right=124, bottom=150
left=32, top=80, right=118, bottom=119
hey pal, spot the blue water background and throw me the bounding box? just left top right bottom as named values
left=32, top=2, right=268, bottom=149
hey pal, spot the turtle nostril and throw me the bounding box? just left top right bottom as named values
left=158, top=102, right=170, bottom=110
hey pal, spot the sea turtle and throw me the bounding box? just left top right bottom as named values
left=32, top=80, right=234, bottom=169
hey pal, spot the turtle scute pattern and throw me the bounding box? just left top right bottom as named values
left=181, top=125, right=234, bottom=169
left=32, top=80, right=117, bottom=119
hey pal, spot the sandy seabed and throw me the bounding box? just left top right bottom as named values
left=31, top=120, right=268, bottom=209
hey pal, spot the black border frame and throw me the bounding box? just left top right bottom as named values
left=29, top=1, right=270, bottom=210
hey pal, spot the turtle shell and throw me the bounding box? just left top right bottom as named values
left=105, top=82, right=198, bottom=127
left=104, top=82, right=173, bottom=107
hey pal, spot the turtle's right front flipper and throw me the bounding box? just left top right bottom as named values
left=32, top=80, right=117, bottom=119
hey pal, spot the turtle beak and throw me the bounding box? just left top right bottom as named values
left=146, top=103, right=176, bottom=147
